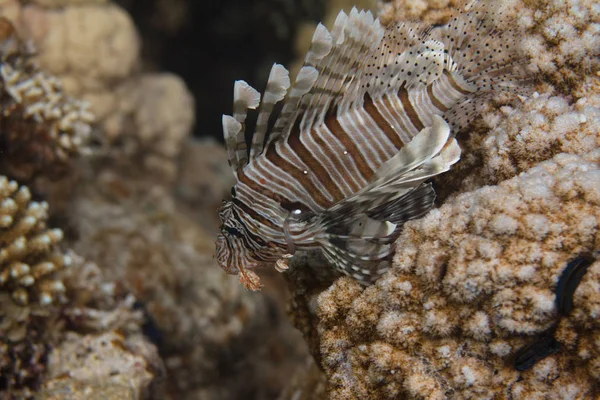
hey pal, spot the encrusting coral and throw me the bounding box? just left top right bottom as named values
left=283, top=0, right=600, bottom=398
left=0, top=17, right=94, bottom=181
left=377, top=0, right=462, bottom=25
left=289, top=151, right=600, bottom=399
left=432, top=0, right=600, bottom=197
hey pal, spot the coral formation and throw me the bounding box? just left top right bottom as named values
left=0, top=176, right=68, bottom=306
left=0, top=17, right=94, bottom=181
left=0, top=1, right=310, bottom=398
left=430, top=0, right=600, bottom=197
left=0, top=13, right=164, bottom=399
left=443, top=89, right=600, bottom=195
left=0, top=0, right=195, bottom=182
left=282, top=0, right=600, bottom=398
left=0, top=291, right=54, bottom=396
left=40, top=331, right=161, bottom=400
left=288, top=151, right=600, bottom=399
left=41, top=160, right=308, bottom=399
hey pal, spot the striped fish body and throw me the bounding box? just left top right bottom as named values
left=216, top=2, right=529, bottom=290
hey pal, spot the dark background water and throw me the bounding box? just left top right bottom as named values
left=115, top=0, right=326, bottom=142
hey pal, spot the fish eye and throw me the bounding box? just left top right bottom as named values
left=223, top=226, right=243, bottom=238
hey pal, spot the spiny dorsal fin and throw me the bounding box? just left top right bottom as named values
left=250, top=63, right=290, bottom=159
left=222, top=114, right=243, bottom=177
left=231, top=81, right=260, bottom=169
left=265, top=20, right=333, bottom=145
left=268, top=8, right=385, bottom=143
left=306, top=23, right=334, bottom=65
left=302, top=8, right=384, bottom=128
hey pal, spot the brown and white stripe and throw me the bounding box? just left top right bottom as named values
left=216, top=2, right=530, bottom=289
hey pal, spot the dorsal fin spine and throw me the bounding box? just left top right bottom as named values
left=232, top=81, right=260, bottom=168
left=250, top=63, right=290, bottom=159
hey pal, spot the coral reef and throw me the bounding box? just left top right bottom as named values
left=0, top=176, right=68, bottom=306
left=0, top=12, right=164, bottom=399
left=0, top=17, right=94, bottom=181
left=430, top=0, right=600, bottom=197
left=0, top=0, right=194, bottom=182
left=288, top=151, right=600, bottom=399
left=2, top=0, right=596, bottom=398
left=40, top=331, right=161, bottom=400
left=0, top=1, right=311, bottom=398
left=281, top=0, right=600, bottom=398
left=40, top=157, right=308, bottom=399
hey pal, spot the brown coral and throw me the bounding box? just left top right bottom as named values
left=0, top=292, right=56, bottom=396
left=288, top=151, right=600, bottom=399
left=377, top=0, right=462, bottom=26
left=0, top=176, right=69, bottom=306
left=429, top=0, right=600, bottom=197
left=0, top=17, right=94, bottom=181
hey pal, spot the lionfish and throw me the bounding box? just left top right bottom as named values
left=216, top=2, right=528, bottom=290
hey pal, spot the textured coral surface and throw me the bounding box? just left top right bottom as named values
left=289, top=151, right=600, bottom=399
left=0, top=0, right=597, bottom=398
left=283, top=0, right=600, bottom=398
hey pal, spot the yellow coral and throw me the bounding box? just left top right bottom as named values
left=0, top=176, right=70, bottom=306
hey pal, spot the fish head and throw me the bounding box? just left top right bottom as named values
left=215, top=200, right=265, bottom=290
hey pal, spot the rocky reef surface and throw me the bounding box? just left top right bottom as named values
left=283, top=0, right=600, bottom=398
left=0, top=0, right=597, bottom=399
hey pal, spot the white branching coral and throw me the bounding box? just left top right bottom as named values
left=0, top=176, right=71, bottom=306
left=0, top=17, right=94, bottom=180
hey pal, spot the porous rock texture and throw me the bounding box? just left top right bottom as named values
left=285, top=0, right=600, bottom=398
left=433, top=0, right=600, bottom=197
left=289, top=150, right=600, bottom=399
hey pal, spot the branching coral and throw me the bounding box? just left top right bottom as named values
left=289, top=151, right=600, bottom=399
left=0, top=17, right=94, bottom=181
left=0, top=15, right=161, bottom=399
left=0, top=176, right=69, bottom=306
left=9, top=1, right=195, bottom=182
